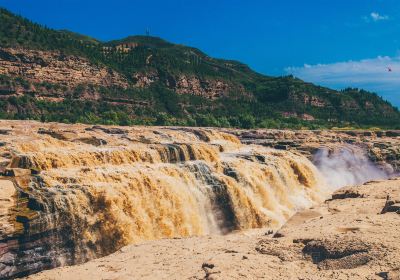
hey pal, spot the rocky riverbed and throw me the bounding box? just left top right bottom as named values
left=230, top=128, right=400, bottom=173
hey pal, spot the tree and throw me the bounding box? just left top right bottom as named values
left=239, top=114, right=255, bottom=129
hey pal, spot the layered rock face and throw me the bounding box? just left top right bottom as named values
left=133, top=72, right=243, bottom=99
left=0, top=121, right=328, bottom=279
left=0, top=48, right=129, bottom=90
left=171, top=75, right=244, bottom=99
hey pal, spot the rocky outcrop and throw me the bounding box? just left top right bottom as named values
left=132, top=71, right=159, bottom=87
left=290, top=92, right=328, bottom=108
left=133, top=72, right=246, bottom=99
left=0, top=180, right=16, bottom=242
left=172, top=75, right=239, bottom=99
left=232, top=129, right=400, bottom=173
left=0, top=48, right=129, bottom=89
left=0, top=175, right=80, bottom=279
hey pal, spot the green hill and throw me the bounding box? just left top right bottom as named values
left=0, top=7, right=399, bottom=129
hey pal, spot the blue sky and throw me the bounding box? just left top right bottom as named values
left=1, top=0, right=399, bottom=106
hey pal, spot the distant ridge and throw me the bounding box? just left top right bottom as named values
left=0, top=7, right=399, bottom=128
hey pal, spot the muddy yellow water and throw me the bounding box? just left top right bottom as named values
left=0, top=122, right=330, bottom=260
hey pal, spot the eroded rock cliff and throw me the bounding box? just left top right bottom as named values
left=0, top=48, right=129, bottom=90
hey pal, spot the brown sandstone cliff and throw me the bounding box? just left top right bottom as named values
left=0, top=48, right=129, bottom=89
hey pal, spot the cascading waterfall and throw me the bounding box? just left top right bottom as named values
left=29, top=145, right=327, bottom=248
left=4, top=124, right=378, bottom=279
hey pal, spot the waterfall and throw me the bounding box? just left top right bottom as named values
left=1, top=125, right=330, bottom=278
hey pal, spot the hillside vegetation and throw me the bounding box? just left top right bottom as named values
left=0, top=7, right=399, bottom=129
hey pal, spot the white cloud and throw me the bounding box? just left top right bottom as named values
left=370, top=12, right=389, bottom=22
left=285, top=56, right=400, bottom=107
